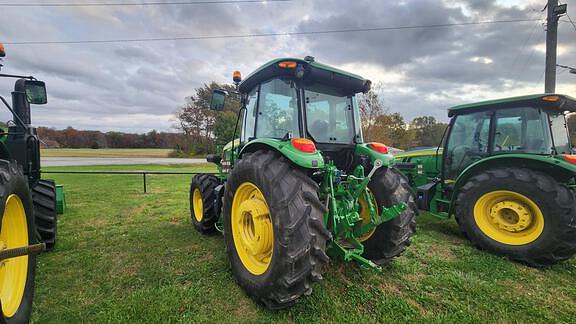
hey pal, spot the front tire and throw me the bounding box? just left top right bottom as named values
left=361, top=167, right=417, bottom=265
left=0, top=161, right=37, bottom=324
left=223, top=150, right=330, bottom=309
left=32, top=179, right=58, bottom=251
left=456, top=168, right=576, bottom=267
left=189, top=175, right=220, bottom=234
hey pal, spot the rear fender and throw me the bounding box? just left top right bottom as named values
left=239, top=138, right=325, bottom=169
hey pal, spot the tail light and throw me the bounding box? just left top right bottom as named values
left=291, top=138, right=316, bottom=153
left=563, top=155, right=576, bottom=164
left=368, top=142, right=389, bottom=154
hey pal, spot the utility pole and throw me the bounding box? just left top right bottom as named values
left=544, top=0, right=567, bottom=93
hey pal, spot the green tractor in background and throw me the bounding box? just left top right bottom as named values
left=0, top=43, right=60, bottom=323
left=396, top=94, right=576, bottom=267
left=189, top=57, right=417, bottom=309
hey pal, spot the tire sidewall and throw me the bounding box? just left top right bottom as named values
left=0, top=162, right=37, bottom=324
left=222, top=157, right=283, bottom=299
left=458, top=171, right=564, bottom=257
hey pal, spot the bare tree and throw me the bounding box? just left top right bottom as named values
left=357, top=82, right=388, bottom=141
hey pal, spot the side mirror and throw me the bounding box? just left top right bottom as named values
left=210, top=89, right=226, bottom=111
left=25, top=80, right=47, bottom=105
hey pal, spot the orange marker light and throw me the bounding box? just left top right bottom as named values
left=0, top=43, right=5, bottom=58
left=233, top=70, right=242, bottom=83
left=368, top=142, right=389, bottom=154
left=542, top=96, right=560, bottom=102
left=563, top=155, right=576, bottom=164
left=291, top=138, right=316, bottom=153
left=278, top=61, right=297, bottom=69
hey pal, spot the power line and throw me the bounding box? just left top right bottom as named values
left=3, top=18, right=541, bottom=46
left=0, top=0, right=291, bottom=7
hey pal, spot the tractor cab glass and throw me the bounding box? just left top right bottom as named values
left=549, top=112, right=571, bottom=154
left=255, top=78, right=299, bottom=138
left=305, top=84, right=355, bottom=144
left=444, top=111, right=491, bottom=180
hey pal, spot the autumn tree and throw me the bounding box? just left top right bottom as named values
left=175, top=82, right=241, bottom=155
left=357, top=82, right=387, bottom=141
left=371, top=113, right=413, bottom=149
left=409, top=116, right=448, bottom=148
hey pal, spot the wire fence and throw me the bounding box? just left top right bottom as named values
left=41, top=170, right=216, bottom=193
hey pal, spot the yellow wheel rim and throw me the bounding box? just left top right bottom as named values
left=0, top=194, right=29, bottom=318
left=192, top=188, right=203, bottom=222
left=357, top=190, right=378, bottom=242
left=231, top=182, right=273, bottom=275
left=474, top=190, right=544, bottom=245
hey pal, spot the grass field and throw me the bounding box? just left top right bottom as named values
left=32, top=164, right=576, bottom=323
left=40, top=148, right=172, bottom=158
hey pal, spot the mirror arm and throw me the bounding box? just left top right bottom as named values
left=0, top=73, right=35, bottom=81
left=0, top=95, right=28, bottom=129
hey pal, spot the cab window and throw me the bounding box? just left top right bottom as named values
left=492, top=107, right=551, bottom=154
left=255, top=78, right=299, bottom=139
left=444, top=111, right=491, bottom=179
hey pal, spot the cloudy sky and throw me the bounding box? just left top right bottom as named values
left=0, top=0, right=575, bottom=133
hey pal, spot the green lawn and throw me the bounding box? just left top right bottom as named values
left=41, top=148, right=172, bottom=158
left=32, top=164, right=576, bottom=323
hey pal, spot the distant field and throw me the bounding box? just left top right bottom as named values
left=41, top=148, right=172, bottom=158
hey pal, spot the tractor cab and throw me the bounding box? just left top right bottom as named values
left=210, top=56, right=377, bottom=172
left=443, top=94, right=575, bottom=179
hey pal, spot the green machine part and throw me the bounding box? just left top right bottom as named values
left=56, top=184, right=66, bottom=214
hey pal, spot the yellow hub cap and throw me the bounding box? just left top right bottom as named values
left=231, top=182, right=273, bottom=275
left=474, top=190, right=544, bottom=245
left=192, top=188, right=203, bottom=222
left=358, top=190, right=378, bottom=242
left=0, top=194, right=29, bottom=318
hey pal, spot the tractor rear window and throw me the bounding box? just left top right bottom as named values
left=255, top=78, right=300, bottom=139
left=305, top=86, right=354, bottom=144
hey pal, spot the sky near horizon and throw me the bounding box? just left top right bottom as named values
left=0, top=0, right=575, bottom=133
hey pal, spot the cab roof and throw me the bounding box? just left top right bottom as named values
left=238, top=57, right=370, bottom=95
left=447, top=94, right=576, bottom=117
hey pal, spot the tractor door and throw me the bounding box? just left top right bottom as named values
left=443, top=111, right=492, bottom=180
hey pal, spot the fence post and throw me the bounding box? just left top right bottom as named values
left=143, top=173, right=147, bottom=193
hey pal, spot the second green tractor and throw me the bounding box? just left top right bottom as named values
left=189, top=57, right=417, bottom=309
left=396, top=94, right=576, bottom=267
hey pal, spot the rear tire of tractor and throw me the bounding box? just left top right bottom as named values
left=456, top=168, right=576, bottom=267
left=0, top=160, right=37, bottom=324
left=223, top=150, right=330, bottom=309
left=189, top=175, right=220, bottom=234
left=362, top=167, right=417, bottom=265
left=32, top=179, right=58, bottom=251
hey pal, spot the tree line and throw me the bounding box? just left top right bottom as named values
left=37, top=127, right=187, bottom=150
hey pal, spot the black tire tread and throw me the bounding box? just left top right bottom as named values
left=190, top=174, right=220, bottom=234
left=32, top=179, right=57, bottom=251
left=223, top=150, right=329, bottom=309
left=362, top=167, right=417, bottom=265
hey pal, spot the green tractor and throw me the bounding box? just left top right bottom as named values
left=395, top=94, right=576, bottom=267
left=0, top=43, right=59, bottom=323
left=189, top=57, right=417, bottom=309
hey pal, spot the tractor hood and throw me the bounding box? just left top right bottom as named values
left=238, top=57, right=371, bottom=96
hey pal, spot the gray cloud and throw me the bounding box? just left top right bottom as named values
left=0, top=0, right=574, bottom=132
